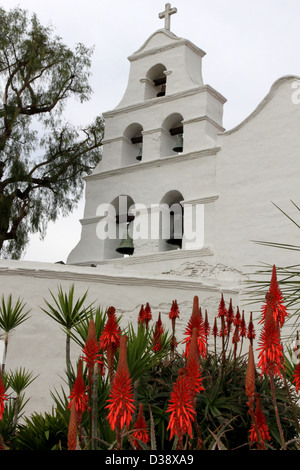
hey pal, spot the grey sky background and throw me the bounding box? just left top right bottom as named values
left=1, top=0, right=300, bottom=263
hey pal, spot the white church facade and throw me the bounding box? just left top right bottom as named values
left=68, top=3, right=299, bottom=296
left=0, top=4, right=299, bottom=414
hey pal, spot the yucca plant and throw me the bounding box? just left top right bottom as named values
left=125, top=322, right=172, bottom=383
left=14, top=411, right=69, bottom=450
left=0, top=368, right=36, bottom=449
left=5, top=367, right=37, bottom=435
left=0, top=398, right=18, bottom=449
left=42, top=284, right=92, bottom=388
left=0, top=295, right=30, bottom=374
left=70, top=306, right=108, bottom=349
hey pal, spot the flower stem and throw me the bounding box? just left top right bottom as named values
left=92, top=363, right=99, bottom=450
left=269, top=373, right=287, bottom=450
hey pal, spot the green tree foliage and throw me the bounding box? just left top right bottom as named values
left=0, top=7, right=104, bottom=258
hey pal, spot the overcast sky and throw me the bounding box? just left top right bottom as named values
left=1, top=0, right=300, bottom=263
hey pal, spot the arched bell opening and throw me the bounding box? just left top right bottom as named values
left=103, top=195, right=135, bottom=259
left=158, top=190, right=184, bottom=252
left=144, top=63, right=167, bottom=100
left=122, top=123, right=143, bottom=165
left=161, top=113, right=184, bottom=157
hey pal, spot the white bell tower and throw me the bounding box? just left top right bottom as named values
left=67, top=4, right=226, bottom=273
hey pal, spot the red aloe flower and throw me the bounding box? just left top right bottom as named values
left=106, top=335, right=135, bottom=432
left=183, top=296, right=207, bottom=359
left=249, top=394, right=271, bottom=446
left=234, top=306, right=241, bottom=326
left=138, top=305, right=145, bottom=325
left=152, top=313, right=164, bottom=352
left=227, top=298, right=235, bottom=333
left=82, top=319, right=105, bottom=378
left=169, top=300, right=179, bottom=331
left=132, top=403, right=149, bottom=449
left=218, top=294, right=228, bottom=340
left=166, top=370, right=196, bottom=443
left=0, top=372, right=8, bottom=420
left=169, top=300, right=179, bottom=357
left=260, top=265, right=288, bottom=328
left=218, top=294, right=228, bottom=318
left=68, top=400, right=78, bottom=450
left=143, top=303, right=152, bottom=328
left=247, top=312, right=256, bottom=345
left=257, top=292, right=284, bottom=378
left=240, top=311, right=247, bottom=338
left=192, top=295, right=200, bottom=316
left=100, top=306, right=121, bottom=381
left=100, top=306, right=121, bottom=351
left=212, top=317, right=218, bottom=338
left=68, top=359, right=88, bottom=419
left=186, top=328, right=205, bottom=399
left=293, top=361, right=300, bottom=394
left=245, top=344, right=256, bottom=411
left=204, top=309, right=210, bottom=337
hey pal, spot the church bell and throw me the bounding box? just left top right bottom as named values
left=156, top=84, right=166, bottom=97
left=116, top=227, right=134, bottom=255
left=166, top=212, right=183, bottom=248
left=136, top=144, right=143, bottom=161
left=166, top=228, right=182, bottom=248
left=172, top=133, right=183, bottom=153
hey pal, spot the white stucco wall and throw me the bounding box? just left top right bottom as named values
left=215, top=75, right=300, bottom=271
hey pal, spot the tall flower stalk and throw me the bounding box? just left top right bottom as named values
left=67, top=401, right=78, bottom=450
left=257, top=266, right=287, bottom=450
left=100, top=306, right=121, bottom=383
left=218, top=294, right=228, bottom=364
left=245, top=344, right=267, bottom=449
left=167, top=327, right=204, bottom=449
left=152, top=313, right=164, bottom=353
left=0, top=371, right=7, bottom=421
left=183, top=296, right=207, bottom=359
left=67, top=359, right=88, bottom=448
left=132, top=403, right=149, bottom=449
left=249, top=394, right=271, bottom=449
left=68, top=360, right=88, bottom=422
left=82, top=318, right=104, bottom=449
left=106, top=335, right=135, bottom=449
left=143, top=303, right=152, bottom=328
left=166, top=369, right=196, bottom=449
left=169, top=300, right=179, bottom=358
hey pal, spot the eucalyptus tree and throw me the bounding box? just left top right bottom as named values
left=0, top=6, right=104, bottom=258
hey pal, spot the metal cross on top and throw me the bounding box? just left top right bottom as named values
left=159, top=3, right=177, bottom=31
